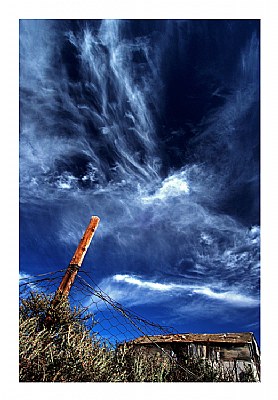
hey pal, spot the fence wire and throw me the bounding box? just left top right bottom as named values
left=20, top=268, right=206, bottom=380
left=19, top=268, right=176, bottom=347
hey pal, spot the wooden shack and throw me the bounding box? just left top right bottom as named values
left=129, top=332, right=260, bottom=381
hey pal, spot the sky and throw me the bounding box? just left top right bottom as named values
left=19, top=19, right=260, bottom=344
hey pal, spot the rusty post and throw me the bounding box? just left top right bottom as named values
left=45, top=216, right=100, bottom=326
left=55, top=215, right=100, bottom=299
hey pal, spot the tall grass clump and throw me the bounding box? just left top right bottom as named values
left=19, top=292, right=115, bottom=382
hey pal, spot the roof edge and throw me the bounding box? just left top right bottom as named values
left=130, top=332, right=256, bottom=345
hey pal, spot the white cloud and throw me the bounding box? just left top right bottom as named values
left=96, top=274, right=259, bottom=309
left=113, top=274, right=181, bottom=291
left=141, top=173, right=190, bottom=203
left=19, top=272, right=39, bottom=292
left=56, top=173, right=78, bottom=190
left=19, top=272, right=29, bottom=280
left=192, top=287, right=259, bottom=307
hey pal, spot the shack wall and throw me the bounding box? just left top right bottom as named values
left=131, top=340, right=260, bottom=381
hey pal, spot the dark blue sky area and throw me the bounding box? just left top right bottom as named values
left=20, top=20, right=260, bottom=343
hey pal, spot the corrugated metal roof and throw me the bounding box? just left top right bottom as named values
left=131, top=332, right=254, bottom=345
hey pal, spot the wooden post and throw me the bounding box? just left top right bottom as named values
left=45, top=216, right=100, bottom=326
left=55, top=215, right=100, bottom=299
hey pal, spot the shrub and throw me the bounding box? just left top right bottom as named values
left=19, top=292, right=115, bottom=382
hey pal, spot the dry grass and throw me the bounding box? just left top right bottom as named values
left=19, top=292, right=115, bottom=382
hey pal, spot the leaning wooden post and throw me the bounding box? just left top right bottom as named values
left=45, top=215, right=100, bottom=326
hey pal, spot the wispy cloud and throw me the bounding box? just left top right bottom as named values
left=113, top=274, right=184, bottom=291
left=192, top=287, right=259, bottom=307
left=97, top=274, right=259, bottom=310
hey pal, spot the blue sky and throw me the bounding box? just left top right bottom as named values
left=19, top=19, right=260, bottom=343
